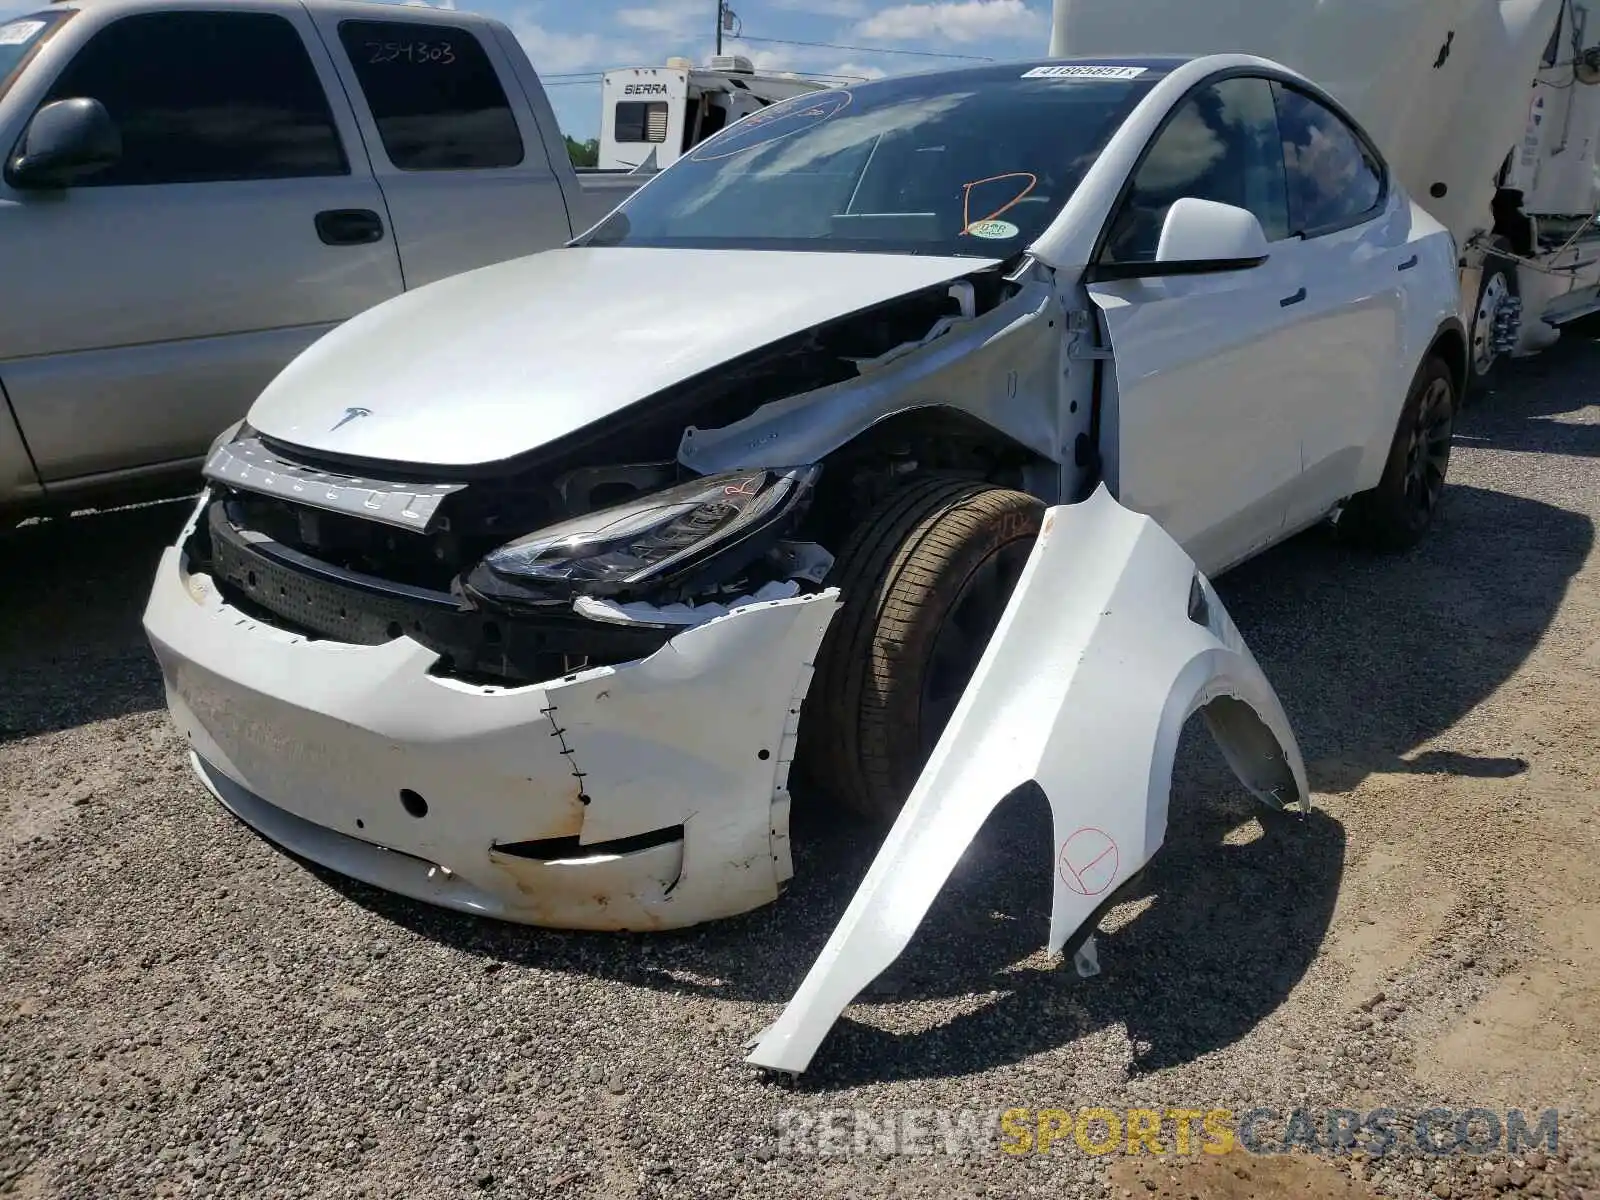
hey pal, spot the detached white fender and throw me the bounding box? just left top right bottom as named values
left=745, top=485, right=1309, bottom=1074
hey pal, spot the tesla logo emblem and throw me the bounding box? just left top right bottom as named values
left=331, top=406, right=371, bottom=431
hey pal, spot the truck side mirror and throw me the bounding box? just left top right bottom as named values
left=5, top=98, right=122, bottom=191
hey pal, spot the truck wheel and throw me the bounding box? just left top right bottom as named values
left=797, top=477, right=1043, bottom=823
left=1338, top=355, right=1457, bottom=551
left=1466, top=244, right=1520, bottom=401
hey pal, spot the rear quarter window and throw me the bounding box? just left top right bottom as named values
left=1271, top=82, right=1385, bottom=236
left=337, top=20, right=523, bottom=171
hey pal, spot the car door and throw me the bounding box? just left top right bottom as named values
left=1267, top=80, right=1410, bottom=529
left=1086, top=75, right=1308, bottom=576
left=0, top=5, right=404, bottom=485
left=314, top=12, right=575, bottom=290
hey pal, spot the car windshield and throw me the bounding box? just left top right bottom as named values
left=577, top=63, right=1164, bottom=258
left=0, top=11, right=68, bottom=100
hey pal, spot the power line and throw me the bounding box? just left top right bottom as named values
left=543, top=67, right=874, bottom=86
left=732, top=33, right=994, bottom=61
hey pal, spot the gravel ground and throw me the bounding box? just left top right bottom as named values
left=3, top=334, right=1598, bottom=1200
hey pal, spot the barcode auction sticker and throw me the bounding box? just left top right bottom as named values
left=1022, top=64, right=1148, bottom=80
left=0, top=19, right=46, bottom=44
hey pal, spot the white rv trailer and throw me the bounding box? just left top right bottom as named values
left=597, top=54, right=825, bottom=172
left=1050, top=0, right=1600, bottom=392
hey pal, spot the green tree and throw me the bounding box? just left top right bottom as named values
left=565, top=135, right=599, bottom=167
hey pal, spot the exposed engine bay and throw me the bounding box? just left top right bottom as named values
left=189, top=262, right=1056, bottom=687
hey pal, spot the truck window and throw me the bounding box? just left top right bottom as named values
left=1, top=11, right=71, bottom=101
left=615, top=100, right=668, bottom=143
left=337, top=20, right=523, bottom=171
left=1271, top=83, right=1385, bottom=237
left=39, top=11, right=347, bottom=186
left=1103, top=76, right=1289, bottom=264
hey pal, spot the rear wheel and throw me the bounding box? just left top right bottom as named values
left=1339, top=355, right=1457, bottom=551
left=796, top=477, right=1043, bottom=822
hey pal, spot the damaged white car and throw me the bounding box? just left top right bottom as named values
left=144, top=54, right=1464, bottom=1071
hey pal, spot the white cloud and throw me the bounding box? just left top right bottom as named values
left=765, top=0, right=871, bottom=14
left=721, top=40, right=894, bottom=85
left=827, top=61, right=889, bottom=81
left=510, top=18, right=640, bottom=74
left=616, top=0, right=704, bottom=40
left=856, top=0, right=1047, bottom=44
left=732, top=46, right=798, bottom=72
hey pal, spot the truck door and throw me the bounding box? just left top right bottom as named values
left=1086, top=75, right=1307, bottom=576
left=1266, top=80, right=1407, bottom=529
left=0, top=5, right=404, bottom=485
left=316, top=12, right=575, bottom=289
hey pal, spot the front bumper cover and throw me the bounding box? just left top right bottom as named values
left=146, top=484, right=1310, bottom=1078
left=143, top=515, right=841, bottom=931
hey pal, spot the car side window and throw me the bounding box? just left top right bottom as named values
left=1271, top=83, right=1384, bottom=236
left=1103, top=76, right=1288, bottom=264
left=337, top=21, right=523, bottom=171
left=40, top=12, right=347, bottom=187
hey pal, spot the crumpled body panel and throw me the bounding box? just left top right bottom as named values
left=746, top=486, right=1309, bottom=1074
left=142, top=501, right=842, bottom=932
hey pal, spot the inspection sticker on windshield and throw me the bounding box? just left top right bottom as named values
left=1022, top=64, right=1147, bottom=80
left=966, top=219, right=1020, bottom=240
left=0, top=19, right=46, bottom=44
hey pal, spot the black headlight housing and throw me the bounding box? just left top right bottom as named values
left=463, top=465, right=821, bottom=606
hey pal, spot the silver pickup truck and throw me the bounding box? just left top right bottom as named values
left=0, top=0, right=641, bottom=521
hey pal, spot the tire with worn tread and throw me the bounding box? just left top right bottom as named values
left=1339, top=354, right=1457, bottom=551
left=796, top=477, right=1043, bottom=822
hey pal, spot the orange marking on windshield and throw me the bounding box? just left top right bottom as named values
left=961, top=172, right=1038, bottom=235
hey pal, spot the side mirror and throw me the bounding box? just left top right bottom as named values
left=1154, top=197, right=1270, bottom=271
left=5, top=98, right=121, bottom=190
left=1090, top=197, right=1271, bottom=281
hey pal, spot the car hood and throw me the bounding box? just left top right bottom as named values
left=247, top=246, right=1001, bottom=469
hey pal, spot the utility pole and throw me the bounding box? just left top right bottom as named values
left=716, top=0, right=723, bottom=55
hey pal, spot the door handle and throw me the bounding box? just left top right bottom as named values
left=1280, top=287, right=1307, bottom=307
left=315, top=208, right=385, bottom=246
left=1398, top=254, right=1419, bottom=271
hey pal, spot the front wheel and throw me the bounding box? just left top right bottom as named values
left=795, top=477, right=1043, bottom=822
left=1466, top=247, right=1520, bottom=401
left=1338, top=355, right=1457, bottom=551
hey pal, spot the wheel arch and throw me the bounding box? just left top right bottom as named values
left=819, top=403, right=1057, bottom=474
left=798, top=403, right=1062, bottom=550
left=1427, top=316, right=1469, bottom=402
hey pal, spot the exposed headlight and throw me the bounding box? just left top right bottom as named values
left=474, top=465, right=820, bottom=601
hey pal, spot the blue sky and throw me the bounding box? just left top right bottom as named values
left=5, top=0, right=1054, bottom=141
